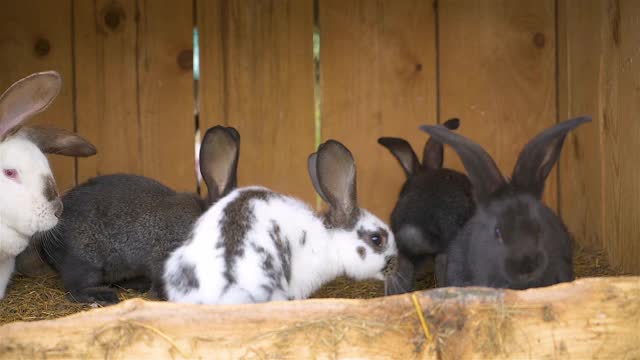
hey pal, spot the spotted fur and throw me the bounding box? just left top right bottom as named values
left=164, top=140, right=398, bottom=305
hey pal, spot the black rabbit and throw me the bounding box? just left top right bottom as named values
left=379, top=118, right=474, bottom=294
left=419, top=116, right=591, bottom=289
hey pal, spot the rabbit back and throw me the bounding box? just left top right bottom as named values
left=165, top=186, right=326, bottom=304
left=41, top=174, right=204, bottom=302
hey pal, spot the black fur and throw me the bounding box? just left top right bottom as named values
left=379, top=119, right=474, bottom=295
left=420, top=116, right=590, bottom=289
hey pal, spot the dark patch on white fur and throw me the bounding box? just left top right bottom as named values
left=322, top=208, right=362, bottom=231
left=270, top=221, right=292, bottom=284
left=166, top=256, right=199, bottom=293
left=251, top=242, right=285, bottom=297
left=357, top=246, right=366, bottom=260
left=357, top=227, right=389, bottom=254
left=300, top=231, right=307, bottom=246
left=42, top=175, right=58, bottom=201
left=220, top=190, right=273, bottom=286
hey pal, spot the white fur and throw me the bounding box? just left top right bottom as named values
left=0, top=135, right=60, bottom=298
left=164, top=186, right=397, bottom=304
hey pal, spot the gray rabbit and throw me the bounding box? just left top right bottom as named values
left=419, top=116, right=591, bottom=289
left=378, top=118, right=474, bottom=294
left=36, top=126, right=240, bottom=304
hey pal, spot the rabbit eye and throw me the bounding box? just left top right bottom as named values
left=3, top=169, right=18, bottom=180
left=370, top=234, right=383, bottom=247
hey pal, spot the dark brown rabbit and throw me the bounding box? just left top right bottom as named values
left=419, top=116, right=591, bottom=289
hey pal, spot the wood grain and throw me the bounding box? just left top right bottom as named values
left=0, top=277, right=638, bottom=359
left=137, top=0, right=195, bottom=192
left=74, top=0, right=142, bottom=183
left=557, top=0, right=605, bottom=250
left=600, top=0, right=640, bottom=274
left=197, top=0, right=316, bottom=204
left=319, top=0, right=437, bottom=219
left=438, top=0, right=558, bottom=209
left=559, top=0, right=640, bottom=274
left=0, top=0, right=76, bottom=191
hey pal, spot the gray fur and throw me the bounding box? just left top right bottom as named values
left=37, top=174, right=205, bottom=303
left=166, top=256, right=200, bottom=293
left=220, top=190, right=273, bottom=285
left=420, top=116, right=590, bottom=289
left=269, top=221, right=292, bottom=284
left=42, top=175, right=58, bottom=201
left=33, top=125, right=241, bottom=304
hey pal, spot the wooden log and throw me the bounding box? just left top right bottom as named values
left=0, top=277, right=638, bottom=359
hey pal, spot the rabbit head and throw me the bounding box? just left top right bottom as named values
left=309, top=140, right=398, bottom=281
left=420, top=116, right=590, bottom=288
left=0, top=71, right=96, bottom=239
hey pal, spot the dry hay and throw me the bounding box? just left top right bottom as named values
left=0, top=240, right=628, bottom=325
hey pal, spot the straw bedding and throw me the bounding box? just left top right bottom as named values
left=0, top=240, right=627, bottom=325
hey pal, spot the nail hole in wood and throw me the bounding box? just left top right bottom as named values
left=34, top=38, right=51, bottom=57
left=533, top=33, right=545, bottom=48
left=177, top=49, right=193, bottom=70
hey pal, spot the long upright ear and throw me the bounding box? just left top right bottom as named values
left=18, top=126, right=97, bottom=156
left=307, top=152, right=330, bottom=203
left=312, top=140, right=360, bottom=228
left=422, top=118, right=460, bottom=170
left=419, top=124, right=505, bottom=204
left=0, top=71, right=62, bottom=140
left=199, top=126, right=240, bottom=205
left=511, top=116, right=591, bottom=199
left=377, top=137, right=419, bottom=177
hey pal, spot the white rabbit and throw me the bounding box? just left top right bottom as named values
left=0, top=71, right=96, bottom=298
left=164, top=140, right=398, bottom=304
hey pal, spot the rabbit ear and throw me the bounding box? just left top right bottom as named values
left=422, top=118, right=460, bottom=170
left=377, top=137, right=419, bottom=177
left=199, top=126, right=240, bottom=205
left=419, top=124, right=505, bottom=204
left=511, top=116, right=591, bottom=199
left=0, top=71, right=62, bottom=141
left=312, top=140, right=359, bottom=228
left=18, top=126, right=96, bottom=156
left=307, top=152, right=330, bottom=203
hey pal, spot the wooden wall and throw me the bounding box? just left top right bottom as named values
left=0, top=0, right=637, bottom=274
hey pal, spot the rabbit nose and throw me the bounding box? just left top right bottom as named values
left=53, top=199, right=63, bottom=218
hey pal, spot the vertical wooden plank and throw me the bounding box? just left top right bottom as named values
left=557, top=0, right=605, bottom=250
left=0, top=1, right=75, bottom=191
left=601, top=0, right=640, bottom=274
left=198, top=0, right=316, bottom=203
left=74, top=0, right=141, bottom=183
left=438, top=0, right=558, bottom=209
left=138, top=0, right=195, bottom=191
left=559, top=0, right=640, bottom=274
left=319, top=0, right=437, bottom=219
